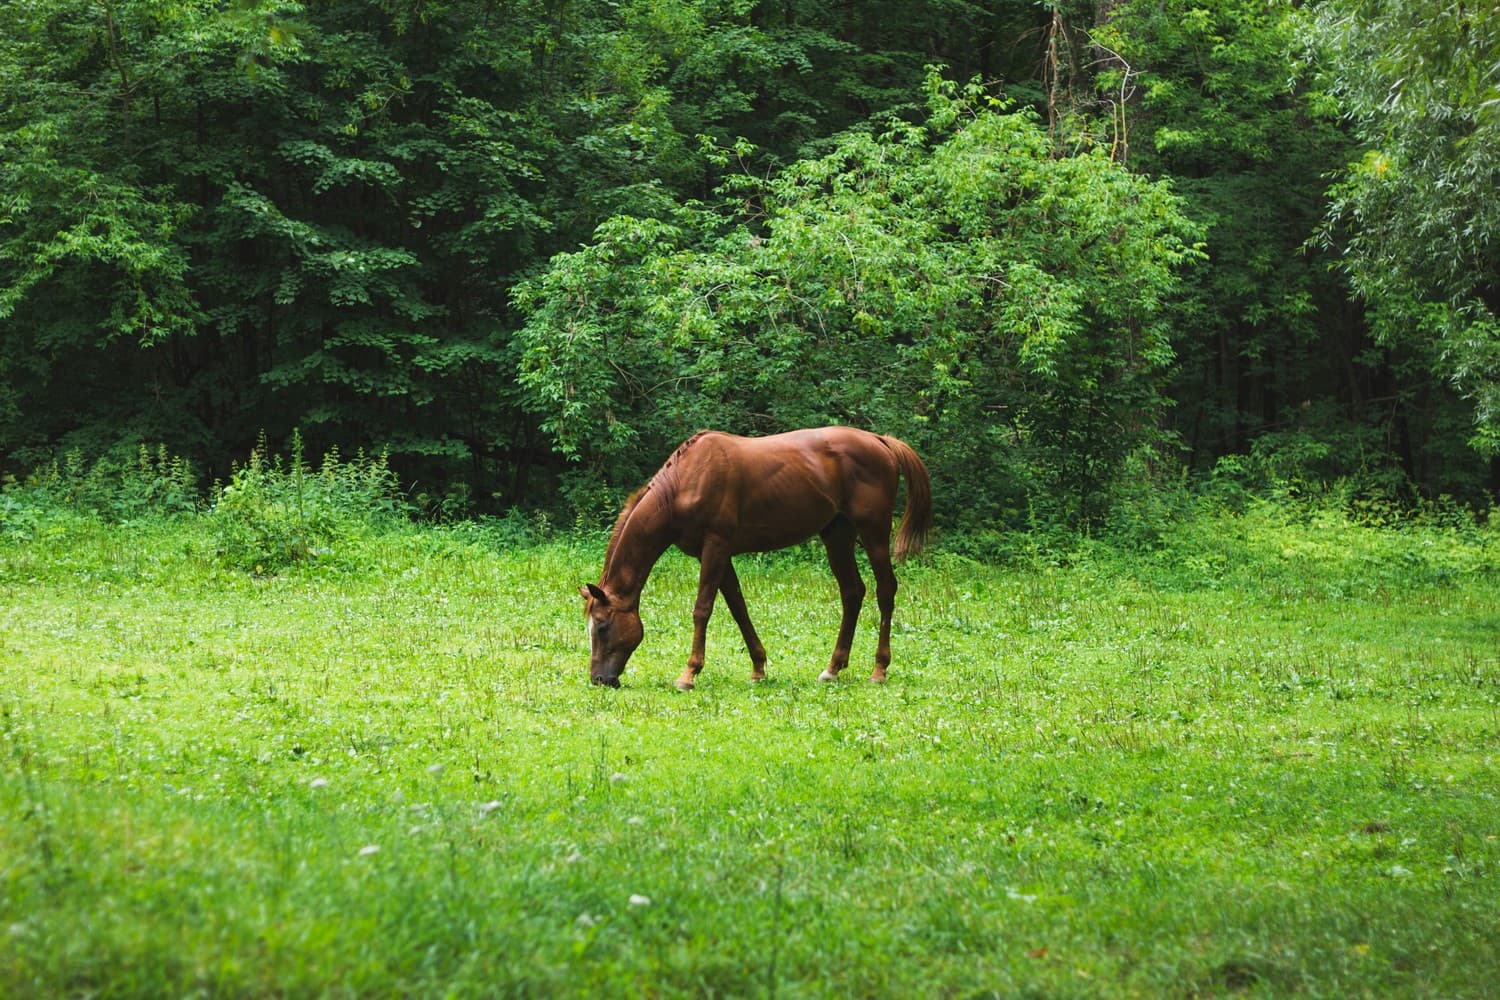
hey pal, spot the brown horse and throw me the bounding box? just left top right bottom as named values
left=580, top=426, right=932, bottom=689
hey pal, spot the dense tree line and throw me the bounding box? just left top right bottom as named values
left=2, top=0, right=1496, bottom=532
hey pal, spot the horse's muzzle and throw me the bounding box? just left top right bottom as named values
left=591, top=673, right=622, bottom=688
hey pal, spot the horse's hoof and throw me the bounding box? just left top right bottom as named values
left=818, top=669, right=837, bottom=683
left=870, top=670, right=888, bottom=684
left=674, top=679, right=695, bottom=692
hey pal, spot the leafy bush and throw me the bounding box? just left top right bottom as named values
left=514, top=73, right=1203, bottom=535
left=1132, top=491, right=1497, bottom=596
left=1, top=445, right=197, bottom=539
left=208, top=433, right=408, bottom=573
left=0, top=490, right=44, bottom=541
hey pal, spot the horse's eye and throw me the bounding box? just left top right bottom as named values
left=596, top=620, right=610, bottom=637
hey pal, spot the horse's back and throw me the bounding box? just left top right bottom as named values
left=665, top=427, right=901, bottom=553
left=687, top=426, right=896, bottom=495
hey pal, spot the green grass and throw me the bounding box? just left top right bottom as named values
left=2, top=507, right=1497, bottom=997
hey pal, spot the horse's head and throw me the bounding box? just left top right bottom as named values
left=579, top=584, right=643, bottom=687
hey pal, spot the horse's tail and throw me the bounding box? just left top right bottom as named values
left=883, top=435, right=932, bottom=563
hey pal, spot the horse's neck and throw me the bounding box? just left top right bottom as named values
left=602, top=488, right=674, bottom=605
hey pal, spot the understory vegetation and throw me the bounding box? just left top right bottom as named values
left=2, top=457, right=1496, bottom=996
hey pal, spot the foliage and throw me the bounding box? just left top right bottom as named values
left=0, top=444, right=196, bottom=540
left=1137, top=491, right=1497, bottom=595
left=516, top=74, right=1202, bottom=530
left=1316, top=0, right=1500, bottom=454
left=207, top=432, right=407, bottom=573
left=0, top=0, right=203, bottom=344
left=2, top=511, right=1497, bottom=995
left=0, top=0, right=1072, bottom=503
left=1, top=0, right=1495, bottom=521
left=1092, top=1, right=1360, bottom=464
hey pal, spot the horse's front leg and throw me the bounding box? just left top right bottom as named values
left=677, top=541, right=729, bottom=691
left=719, top=561, right=768, bottom=682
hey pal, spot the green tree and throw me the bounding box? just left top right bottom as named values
left=516, top=75, right=1201, bottom=530
left=1091, top=1, right=1362, bottom=464
left=0, top=0, right=215, bottom=455
left=2, top=0, right=1083, bottom=505
left=1317, top=0, right=1500, bottom=457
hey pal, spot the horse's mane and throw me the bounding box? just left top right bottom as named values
left=601, top=431, right=711, bottom=575
left=657, top=430, right=710, bottom=474
left=603, top=486, right=649, bottom=569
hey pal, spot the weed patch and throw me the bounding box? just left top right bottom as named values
left=206, top=433, right=407, bottom=573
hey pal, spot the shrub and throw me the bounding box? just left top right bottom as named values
left=0, top=445, right=197, bottom=539
left=208, top=433, right=408, bottom=573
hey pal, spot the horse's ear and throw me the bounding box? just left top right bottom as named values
left=581, top=583, right=609, bottom=605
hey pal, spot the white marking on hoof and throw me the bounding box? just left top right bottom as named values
left=818, top=669, right=837, bottom=683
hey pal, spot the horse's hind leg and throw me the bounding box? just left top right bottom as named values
left=858, top=526, right=898, bottom=683
left=719, top=561, right=768, bottom=682
left=818, top=518, right=865, bottom=683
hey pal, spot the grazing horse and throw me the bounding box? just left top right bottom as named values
left=580, top=426, right=932, bottom=689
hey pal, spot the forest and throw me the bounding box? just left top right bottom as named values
left=2, top=0, right=1497, bottom=536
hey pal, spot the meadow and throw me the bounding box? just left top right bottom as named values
left=2, top=498, right=1497, bottom=997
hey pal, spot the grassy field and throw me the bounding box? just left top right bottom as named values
left=2, top=504, right=1498, bottom=997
